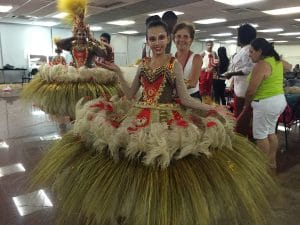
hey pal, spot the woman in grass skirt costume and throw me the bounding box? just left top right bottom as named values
left=21, top=0, right=121, bottom=123
left=31, top=20, right=277, bottom=225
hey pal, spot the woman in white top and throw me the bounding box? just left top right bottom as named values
left=173, top=22, right=203, bottom=99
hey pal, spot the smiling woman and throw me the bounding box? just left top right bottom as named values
left=173, top=22, right=202, bottom=99
left=30, top=20, right=278, bottom=225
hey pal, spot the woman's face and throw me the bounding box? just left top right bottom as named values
left=76, top=29, right=87, bottom=42
left=147, top=26, right=169, bottom=56
left=174, top=28, right=192, bottom=51
left=249, top=46, right=262, bottom=63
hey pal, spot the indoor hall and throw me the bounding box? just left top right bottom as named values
left=1, top=0, right=300, bottom=224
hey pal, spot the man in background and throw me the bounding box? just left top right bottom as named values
left=199, top=40, right=218, bottom=103
left=94, top=32, right=114, bottom=65
left=225, top=23, right=257, bottom=136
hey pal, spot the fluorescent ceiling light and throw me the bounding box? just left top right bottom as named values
left=278, top=32, right=300, bottom=36
left=257, top=28, right=283, bottom=33
left=273, top=40, right=288, bottom=43
left=263, top=7, right=300, bottom=15
left=148, top=11, right=184, bottom=17
left=107, top=20, right=135, bottom=26
left=195, top=30, right=207, bottom=33
left=118, top=30, right=139, bottom=35
left=295, top=19, right=300, bottom=22
left=0, top=5, right=13, bottom=12
left=211, top=32, right=232, bottom=37
left=32, top=21, right=60, bottom=27
left=265, top=38, right=274, bottom=41
left=200, top=38, right=217, bottom=41
left=0, top=141, right=9, bottom=149
left=222, top=40, right=237, bottom=43
left=52, top=12, right=68, bottom=18
left=228, top=23, right=259, bottom=29
left=297, top=37, right=300, bottom=39
left=194, top=18, right=227, bottom=24
left=214, top=0, right=263, bottom=6
left=90, top=26, right=102, bottom=31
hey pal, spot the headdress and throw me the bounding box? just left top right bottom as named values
left=57, top=0, right=89, bottom=34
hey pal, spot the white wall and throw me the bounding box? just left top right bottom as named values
left=0, top=23, right=299, bottom=69
left=274, top=45, right=300, bottom=67
left=0, top=23, right=52, bottom=68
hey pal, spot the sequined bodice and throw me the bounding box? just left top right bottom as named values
left=139, top=57, right=176, bottom=105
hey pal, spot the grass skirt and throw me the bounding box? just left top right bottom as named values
left=21, top=65, right=122, bottom=119
left=30, top=98, right=278, bottom=225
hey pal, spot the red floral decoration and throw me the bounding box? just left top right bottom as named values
left=207, top=121, right=217, bottom=128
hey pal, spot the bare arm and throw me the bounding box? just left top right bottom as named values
left=174, top=60, right=212, bottom=111
left=186, top=54, right=202, bottom=88
left=91, top=39, right=110, bottom=59
left=282, top=60, right=292, bottom=72
left=55, top=37, right=74, bottom=51
left=244, top=60, right=270, bottom=108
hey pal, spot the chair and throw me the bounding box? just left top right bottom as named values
left=22, top=68, right=38, bottom=86
left=276, top=96, right=300, bottom=150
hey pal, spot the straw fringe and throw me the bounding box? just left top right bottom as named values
left=21, top=76, right=121, bottom=118
left=30, top=133, right=277, bottom=225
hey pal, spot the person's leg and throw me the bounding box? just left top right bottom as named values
left=219, top=80, right=226, bottom=105
left=256, top=138, right=270, bottom=157
left=268, top=133, right=279, bottom=168
left=212, top=79, right=220, bottom=104
left=234, top=96, right=245, bottom=118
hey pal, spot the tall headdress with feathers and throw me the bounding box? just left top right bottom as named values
left=57, top=0, right=89, bottom=34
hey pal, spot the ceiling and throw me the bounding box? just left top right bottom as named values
left=1, top=0, right=300, bottom=44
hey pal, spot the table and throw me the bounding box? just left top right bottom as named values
left=0, top=68, right=27, bottom=84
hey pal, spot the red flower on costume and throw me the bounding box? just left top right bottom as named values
left=127, top=108, right=151, bottom=133
left=207, top=121, right=217, bottom=128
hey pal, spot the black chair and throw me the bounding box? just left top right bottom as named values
left=22, top=68, right=38, bottom=86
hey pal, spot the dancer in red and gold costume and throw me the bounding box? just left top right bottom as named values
left=22, top=0, right=121, bottom=130
left=31, top=20, right=277, bottom=225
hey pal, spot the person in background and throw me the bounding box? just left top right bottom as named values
left=162, top=10, right=178, bottom=54
left=51, top=47, right=66, bottom=65
left=293, top=64, right=300, bottom=77
left=243, top=38, right=291, bottom=171
left=224, top=23, right=256, bottom=136
left=213, top=47, right=229, bottom=105
left=200, top=40, right=218, bottom=103
left=173, top=22, right=202, bottom=99
left=94, top=32, right=115, bottom=66
left=142, top=15, right=161, bottom=58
